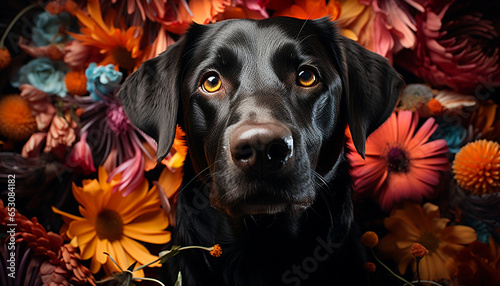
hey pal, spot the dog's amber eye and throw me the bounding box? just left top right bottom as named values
left=297, top=68, right=317, bottom=87
left=202, top=74, right=222, bottom=93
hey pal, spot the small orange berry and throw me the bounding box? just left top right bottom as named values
left=65, top=0, right=79, bottom=15
left=45, top=1, right=65, bottom=15
left=363, top=262, right=376, bottom=272
left=65, top=70, right=88, bottom=96
left=0, top=48, right=12, bottom=70
left=360, top=231, right=379, bottom=248
left=210, top=244, right=222, bottom=257
left=410, top=243, right=429, bottom=258
left=427, top=98, right=444, bottom=115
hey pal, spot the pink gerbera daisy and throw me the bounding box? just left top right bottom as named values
left=347, top=110, right=449, bottom=210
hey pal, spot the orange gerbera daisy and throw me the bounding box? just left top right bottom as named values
left=347, top=110, right=449, bottom=210
left=52, top=167, right=170, bottom=277
left=378, top=203, right=477, bottom=281
left=68, top=0, right=143, bottom=71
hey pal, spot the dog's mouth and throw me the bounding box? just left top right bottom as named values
left=212, top=191, right=314, bottom=217
left=240, top=202, right=287, bottom=215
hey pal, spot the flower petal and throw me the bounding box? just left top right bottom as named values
left=121, top=236, right=160, bottom=265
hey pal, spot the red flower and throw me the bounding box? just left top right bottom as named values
left=454, top=240, right=500, bottom=285
left=395, top=0, right=500, bottom=93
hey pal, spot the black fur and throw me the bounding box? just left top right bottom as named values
left=118, top=17, right=402, bottom=285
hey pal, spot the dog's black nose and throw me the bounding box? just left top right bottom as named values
left=230, top=123, right=293, bottom=175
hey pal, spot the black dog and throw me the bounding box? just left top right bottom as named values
left=118, top=17, right=402, bottom=286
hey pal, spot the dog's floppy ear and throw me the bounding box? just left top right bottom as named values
left=117, top=40, right=185, bottom=162
left=317, top=18, right=403, bottom=158
left=338, top=37, right=403, bottom=158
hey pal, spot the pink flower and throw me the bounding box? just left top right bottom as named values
left=18, top=37, right=51, bottom=58
left=22, top=132, right=48, bottom=158
left=45, top=114, right=77, bottom=152
left=347, top=110, right=449, bottom=210
left=67, top=132, right=96, bottom=175
left=63, top=40, right=100, bottom=70
left=338, top=0, right=424, bottom=60
left=395, top=0, right=500, bottom=93
left=19, top=84, right=57, bottom=131
left=79, top=98, right=157, bottom=194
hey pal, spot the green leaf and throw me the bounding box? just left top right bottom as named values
left=159, top=245, right=182, bottom=264
left=174, top=271, right=182, bottom=286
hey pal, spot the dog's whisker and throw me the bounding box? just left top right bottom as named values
left=174, top=164, right=213, bottom=198
left=310, top=171, right=335, bottom=226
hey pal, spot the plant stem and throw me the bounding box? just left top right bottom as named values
left=0, top=3, right=39, bottom=47
left=411, top=280, right=442, bottom=286
left=370, top=249, right=415, bottom=286
left=416, top=258, right=422, bottom=286
left=135, top=245, right=214, bottom=271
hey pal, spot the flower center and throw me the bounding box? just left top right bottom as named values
left=95, top=209, right=124, bottom=242
left=106, top=103, right=131, bottom=135
left=418, top=232, right=440, bottom=253
left=386, top=147, right=410, bottom=172
left=111, top=46, right=136, bottom=71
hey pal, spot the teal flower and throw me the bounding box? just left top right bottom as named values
left=432, top=123, right=467, bottom=154
left=85, top=63, right=123, bottom=101
left=32, top=11, right=70, bottom=47
left=12, top=57, right=67, bottom=97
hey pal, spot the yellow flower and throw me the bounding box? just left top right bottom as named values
left=52, top=167, right=170, bottom=277
left=377, top=203, right=476, bottom=281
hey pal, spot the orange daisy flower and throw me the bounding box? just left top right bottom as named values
left=68, top=0, right=143, bottom=71
left=377, top=203, right=477, bottom=281
left=347, top=110, right=449, bottom=210
left=52, top=167, right=171, bottom=277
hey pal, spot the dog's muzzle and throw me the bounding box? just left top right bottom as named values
left=230, top=122, right=294, bottom=176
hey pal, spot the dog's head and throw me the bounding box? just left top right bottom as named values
left=118, top=17, right=402, bottom=218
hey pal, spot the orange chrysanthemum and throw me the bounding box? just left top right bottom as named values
left=0, top=47, right=12, bottom=69
left=452, top=140, right=500, bottom=195
left=361, top=231, right=379, bottom=248
left=0, top=94, right=37, bottom=141
left=378, top=203, right=477, bottom=281
left=52, top=167, right=171, bottom=277
left=347, top=110, right=449, bottom=210
left=68, top=0, right=143, bottom=71
left=65, top=70, right=88, bottom=96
